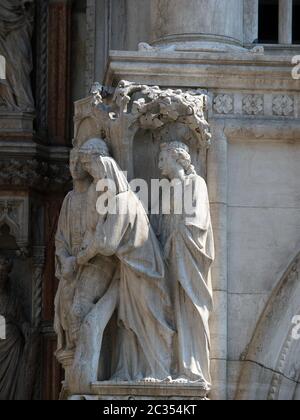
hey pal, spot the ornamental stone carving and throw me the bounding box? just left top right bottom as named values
left=272, top=95, right=294, bottom=117
left=0, top=159, right=71, bottom=191
left=211, top=92, right=298, bottom=119
left=242, top=95, right=264, bottom=115
left=89, top=81, right=211, bottom=148
left=213, top=94, right=234, bottom=115
left=0, top=0, right=35, bottom=112
left=55, top=82, right=214, bottom=399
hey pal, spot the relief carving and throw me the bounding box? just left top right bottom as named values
left=55, top=81, right=214, bottom=398
left=0, top=0, right=35, bottom=111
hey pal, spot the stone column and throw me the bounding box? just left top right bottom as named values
left=244, top=0, right=259, bottom=44
left=279, top=0, right=293, bottom=44
left=150, top=0, right=244, bottom=48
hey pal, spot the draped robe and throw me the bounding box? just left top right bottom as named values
left=160, top=174, right=215, bottom=386
left=55, top=186, right=119, bottom=360
left=0, top=0, right=34, bottom=110
left=55, top=183, right=120, bottom=395
left=76, top=158, right=174, bottom=385
left=55, top=189, right=89, bottom=352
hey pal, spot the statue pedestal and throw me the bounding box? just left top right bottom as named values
left=0, top=111, right=34, bottom=138
left=68, top=382, right=208, bottom=400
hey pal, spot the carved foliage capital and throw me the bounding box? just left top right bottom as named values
left=89, top=81, right=212, bottom=149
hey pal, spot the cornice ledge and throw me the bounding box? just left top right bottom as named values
left=105, top=50, right=298, bottom=91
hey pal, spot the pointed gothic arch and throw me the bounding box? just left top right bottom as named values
left=236, top=251, right=300, bottom=400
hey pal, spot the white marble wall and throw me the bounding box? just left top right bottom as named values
left=227, top=140, right=300, bottom=398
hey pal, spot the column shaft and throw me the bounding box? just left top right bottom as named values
left=244, top=0, right=259, bottom=44
left=150, top=0, right=244, bottom=47
left=279, top=0, right=293, bottom=44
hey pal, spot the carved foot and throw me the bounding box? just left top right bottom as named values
left=170, top=377, right=189, bottom=384
left=168, top=376, right=210, bottom=389
left=141, top=377, right=162, bottom=383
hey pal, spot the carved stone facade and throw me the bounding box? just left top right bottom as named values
left=0, top=0, right=300, bottom=400
left=0, top=0, right=71, bottom=401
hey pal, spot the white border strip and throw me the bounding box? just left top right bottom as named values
left=0, top=55, right=6, bottom=80
left=0, top=315, right=6, bottom=339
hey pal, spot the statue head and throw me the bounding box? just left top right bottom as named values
left=159, top=141, right=196, bottom=179
left=69, top=148, right=88, bottom=181
left=0, top=255, right=12, bottom=290
left=79, top=137, right=110, bottom=181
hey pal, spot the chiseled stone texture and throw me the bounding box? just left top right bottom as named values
left=55, top=84, right=215, bottom=399
left=150, top=0, right=244, bottom=45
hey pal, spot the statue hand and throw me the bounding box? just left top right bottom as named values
left=62, top=257, right=77, bottom=281
left=77, top=243, right=98, bottom=266
left=76, top=251, right=89, bottom=266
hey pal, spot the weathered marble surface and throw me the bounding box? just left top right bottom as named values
left=55, top=82, right=215, bottom=398
left=243, top=0, right=259, bottom=44
left=55, top=141, right=120, bottom=389
left=0, top=0, right=34, bottom=111
left=73, top=142, right=174, bottom=393
left=0, top=0, right=293, bottom=401
left=158, top=141, right=214, bottom=388
left=150, top=0, right=244, bottom=49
